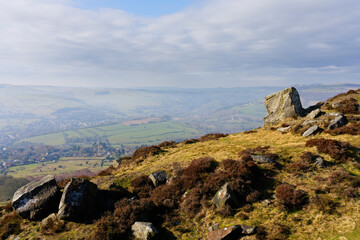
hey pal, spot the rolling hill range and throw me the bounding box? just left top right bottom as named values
left=0, top=83, right=358, bottom=149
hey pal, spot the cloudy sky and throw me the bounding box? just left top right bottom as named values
left=0, top=0, right=359, bottom=88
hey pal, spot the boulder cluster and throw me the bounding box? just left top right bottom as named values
left=264, top=87, right=356, bottom=137
left=12, top=176, right=97, bottom=222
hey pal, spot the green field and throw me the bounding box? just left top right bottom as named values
left=19, top=121, right=201, bottom=147
left=6, top=157, right=112, bottom=179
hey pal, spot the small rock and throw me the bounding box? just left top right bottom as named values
left=58, top=178, right=98, bottom=221
left=277, top=126, right=290, bottom=132
left=314, top=157, right=325, bottom=167
left=12, top=175, right=60, bottom=220
left=149, top=171, right=168, bottom=187
left=41, top=213, right=57, bottom=225
left=302, top=125, right=321, bottom=137
left=328, top=115, right=348, bottom=129
left=326, top=112, right=342, bottom=117
left=212, top=182, right=239, bottom=208
left=208, top=223, right=219, bottom=232
left=308, top=108, right=322, bottom=119
left=166, top=176, right=177, bottom=185
left=261, top=199, right=272, bottom=206
left=241, top=225, right=257, bottom=235
left=131, top=222, right=158, bottom=240
left=332, top=102, right=342, bottom=108
left=250, top=155, right=274, bottom=164
left=112, top=159, right=122, bottom=168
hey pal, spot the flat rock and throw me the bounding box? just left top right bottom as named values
left=149, top=170, right=168, bottom=187
left=250, top=155, right=274, bottom=164
left=326, top=112, right=342, bottom=117
left=131, top=222, right=158, bottom=240
left=277, top=126, right=290, bottom=132
left=263, top=87, right=305, bottom=125
left=58, top=178, right=98, bottom=221
left=212, top=182, right=239, bottom=208
left=308, top=108, right=322, bottom=119
left=328, top=115, right=348, bottom=129
left=302, top=125, right=321, bottom=137
left=12, top=175, right=60, bottom=220
left=261, top=199, right=272, bottom=206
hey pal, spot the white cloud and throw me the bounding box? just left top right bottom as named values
left=0, top=0, right=359, bottom=87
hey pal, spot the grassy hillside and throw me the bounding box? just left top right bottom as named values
left=19, top=121, right=201, bottom=147
left=6, top=157, right=112, bottom=179
left=1, top=88, right=359, bottom=240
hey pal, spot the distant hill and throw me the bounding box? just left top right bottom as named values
left=0, top=83, right=358, bottom=148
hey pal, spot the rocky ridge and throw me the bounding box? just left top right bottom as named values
left=1, top=87, right=359, bottom=240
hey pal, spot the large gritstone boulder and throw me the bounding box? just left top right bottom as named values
left=263, top=87, right=305, bottom=125
left=58, top=178, right=98, bottom=222
left=12, top=175, right=60, bottom=220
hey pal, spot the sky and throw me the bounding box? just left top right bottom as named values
left=0, top=0, right=359, bottom=88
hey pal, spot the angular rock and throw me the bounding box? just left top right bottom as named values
left=314, top=157, right=326, bottom=167
left=131, top=222, right=158, bottom=240
left=263, top=87, right=305, bottom=125
left=302, top=125, right=321, bottom=137
left=207, top=225, right=257, bottom=240
left=58, top=178, right=98, bottom=221
left=328, top=115, right=348, bottom=129
left=212, top=182, right=239, bottom=208
left=308, top=108, right=322, bottom=119
left=112, top=158, right=122, bottom=168
left=149, top=170, right=168, bottom=187
left=251, top=155, right=275, bottom=164
left=277, top=126, right=290, bottom=132
left=12, top=175, right=60, bottom=220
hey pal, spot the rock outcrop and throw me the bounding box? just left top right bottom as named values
left=263, top=87, right=305, bottom=124
left=12, top=175, right=60, bottom=220
left=58, top=178, right=98, bottom=222
left=212, top=182, right=239, bottom=208
left=131, top=222, right=158, bottom=240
